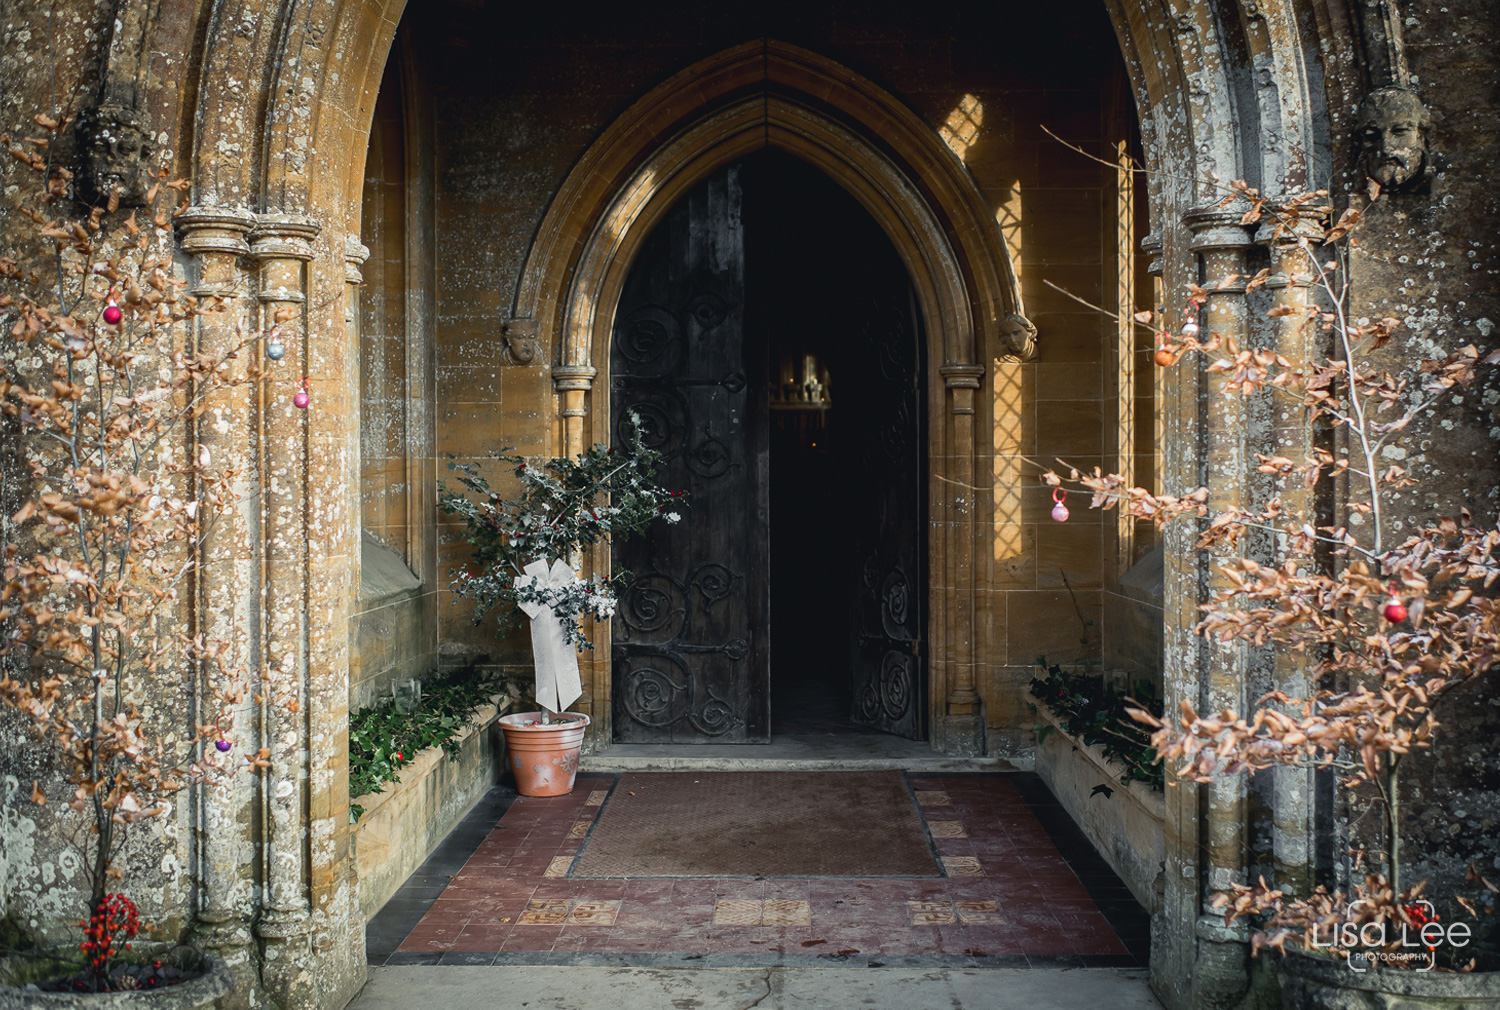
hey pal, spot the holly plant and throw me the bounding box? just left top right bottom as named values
left=438, top=416, right=684, bottom=650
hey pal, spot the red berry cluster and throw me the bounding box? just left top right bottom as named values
left=78, top=893, right=141, bottom=973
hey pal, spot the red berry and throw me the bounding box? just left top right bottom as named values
left=394, top=752, right=403, bottom=761
left=1383, top=600, right=1408, bottom=623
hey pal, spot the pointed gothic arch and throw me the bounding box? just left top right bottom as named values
left=510, top=40, right=1027, bottom=752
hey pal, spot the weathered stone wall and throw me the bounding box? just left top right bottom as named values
left=1341, top=0, right=1500, bottom=912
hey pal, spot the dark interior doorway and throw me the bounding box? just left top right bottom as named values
left=610, top=151, right=926, bottom=745
left=746, top=153, right=927, bottom=741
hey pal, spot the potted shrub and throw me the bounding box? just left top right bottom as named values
left=1047, top=181, right=1499, bottom=1005
left=0, top=116, right=250, bottom=999
left=439, top=425, right=682, bottom=795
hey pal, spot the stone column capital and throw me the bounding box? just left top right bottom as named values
left=938, top=362, right=985, bottom=389
left=344, top=235, right=371, bottom=286
left=1139, top=231, right=1165, bottom=277
left=250, top=213, right=322, bottom=262
left=552, top=363, right=598, bottom=392
left=176, top=206, right=258, bottom=257
left=1182, top=203, right=1256, bottom=253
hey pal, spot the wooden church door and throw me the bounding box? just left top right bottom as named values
left=844, top=285, right=926, bottom=740
left=610, top=164, right=771, bottom=743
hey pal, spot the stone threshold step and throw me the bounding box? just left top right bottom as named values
left=580, top=755, right=1019, bottom=773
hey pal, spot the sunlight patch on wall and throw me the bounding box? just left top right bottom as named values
left=939, top=94, right=984, bottom=163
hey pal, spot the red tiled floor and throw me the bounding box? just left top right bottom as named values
left=394, top=774, right=1135, bottom=957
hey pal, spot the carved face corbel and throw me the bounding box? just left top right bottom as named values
left=73, top=104, right=156, bottom=208
left=502, top=319, right=541, bottom=365
left=997, top=313, right=1039, bottom=361
left=1356, top=87, right=1432, bottom=194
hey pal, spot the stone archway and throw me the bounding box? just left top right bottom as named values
left=160, top=5, right=1361, bottom=1008
left=507, top=40, right=1027, bottom=755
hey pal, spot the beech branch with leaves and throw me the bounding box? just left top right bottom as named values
left=1043, top=178, right=1499, bottom=967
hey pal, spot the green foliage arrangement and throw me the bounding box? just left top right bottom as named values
left=1029, top=660, right=1164, bottom=792
left=347, top=663, right=522, bottom=822
left=437, top=419, right=684, bottom=651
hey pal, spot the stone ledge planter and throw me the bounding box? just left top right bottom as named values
left=352, top=697, right=509, bottom=919
left=0, top=945, right=231, bottom=1010
left=1278, top=950, right=1500, bottom=1009
left=1028, top=694, right=1165, bottom=912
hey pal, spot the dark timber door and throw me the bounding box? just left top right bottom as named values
left=610, top=164, right=769, bottom=743
left=846, top=284, right=927, bottom=739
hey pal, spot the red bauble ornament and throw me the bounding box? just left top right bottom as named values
left=102, top=302, right=123, bottom=325
left=1050, top=487, right=1070, bottom=522
left=1383, top=599, right=1408, bottom=623
left=215, top=739, right=233, bottom=752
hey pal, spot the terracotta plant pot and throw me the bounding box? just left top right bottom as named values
left=498, top=712, right=590, bottom=797
left=1278, top=950, right=1500, bottom=1009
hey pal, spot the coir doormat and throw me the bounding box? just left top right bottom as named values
left=569, top=770, right=942, bottom=878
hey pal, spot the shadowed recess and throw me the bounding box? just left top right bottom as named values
left=570, top=771, right=941, bottom=878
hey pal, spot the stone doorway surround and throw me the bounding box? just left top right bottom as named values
left=512, top=40, right=1029, bottom=758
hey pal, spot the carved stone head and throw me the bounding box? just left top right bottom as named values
left=1356, top=87, right=1431, bottom=193
left=73, top=104, right=156, bottom=207
left=997, top=313, right=1038, bottom=361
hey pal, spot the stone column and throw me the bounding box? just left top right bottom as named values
left=177, top=206, right=260, bottom=1001
left=938, top=361, right=986, bottom=757
left=1258, top=206, right=1327, bottom=898
left=1183, top=204, right=1256, bottom=1007
left=249, top=213, right=321, bottom=1006
left=553, top=364, right=598, bottom=459
left=344, top=237, right=370, bottom=602
left=551, top=364, right=600, bottom=735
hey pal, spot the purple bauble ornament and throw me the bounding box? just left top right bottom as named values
left=1050, top=488, right=1070, bottom=522
left=293, top=389, right=310, bottom=410
left=215, top=739, right=233, bottom=752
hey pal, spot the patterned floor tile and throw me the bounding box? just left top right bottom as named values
left=927, top=820, right=967, bottom=838
left=585, top=790, right=610, bottom=806
left=942, top=856, right=984, bottom=876
left=906, top=900, right=957, bottom=925
left=713, top=899, right=764, bottom=926
left=761, top=900, right=811, bottom=926
left=567, top=900, right=621, bottom=926
left=914, top=790, right=951, bottom=806
left=544, top=856, right=575, bottom=878
left=517, top=898, right=572, bottom=925
left=955, top=900, right=1002, bottom=924
left=568, top=820, right=593, bottom=839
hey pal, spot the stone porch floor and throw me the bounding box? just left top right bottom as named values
left=365, top=773, right=1149, bottom=968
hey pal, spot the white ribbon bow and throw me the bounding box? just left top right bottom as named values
left=515, top=558, right=584, bottom=714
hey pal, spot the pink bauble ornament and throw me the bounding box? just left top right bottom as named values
left=215, top=739, right=233, bottom=753
left=293, top=381, right=310, bottom=410
left=1180, top=320, right=1199, bottom=336
left=102, top=302, right=122, bottom=325
left=1383, top=599, right=1408, bottom=623
left=1050, top=487, right=1070, bottom=522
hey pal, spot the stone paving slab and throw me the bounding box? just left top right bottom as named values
left=346, top=965, right=1164, bottom=1009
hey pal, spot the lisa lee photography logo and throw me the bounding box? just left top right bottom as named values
left=1311, top=900, right=1473, bottom=972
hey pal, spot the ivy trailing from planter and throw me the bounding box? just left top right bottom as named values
left=348, top=662, right=526, bottom=822
left=1030, top=659, right=1164, bottom=792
